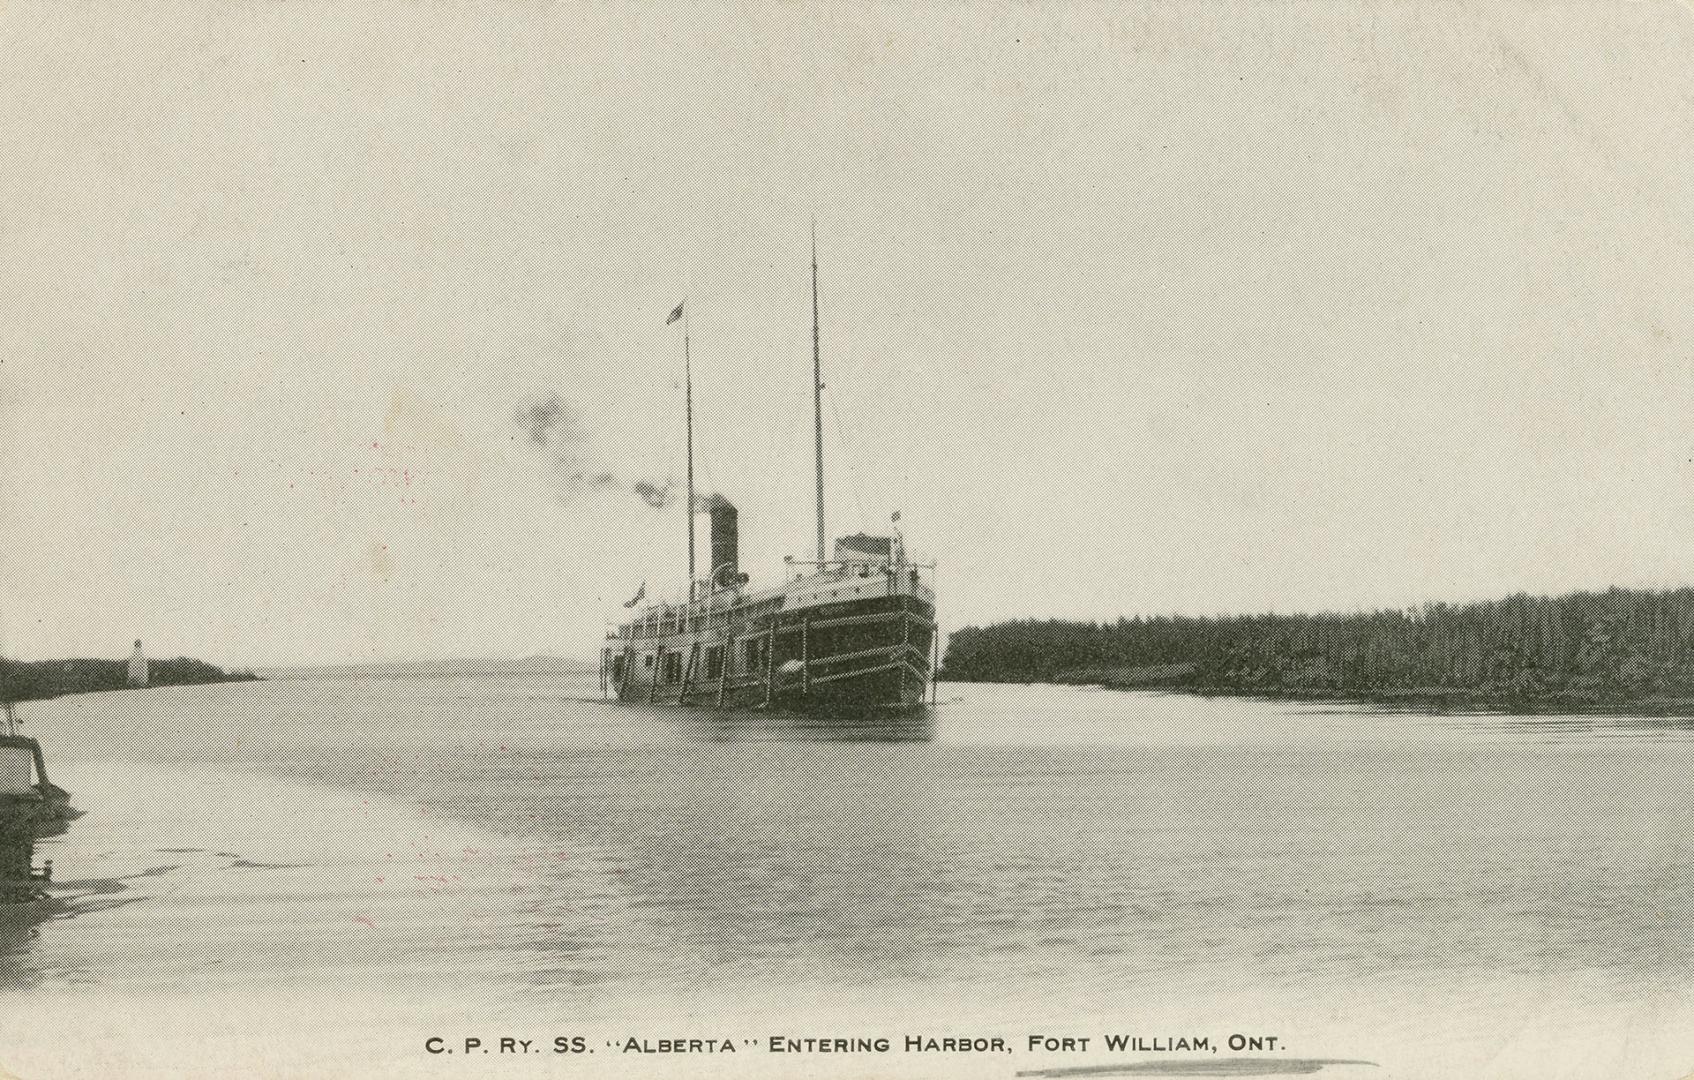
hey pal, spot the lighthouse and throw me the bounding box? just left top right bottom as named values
left=127, top=640, right=149, bottom=688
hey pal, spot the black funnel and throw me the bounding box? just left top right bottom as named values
left=709, top=500, right=738, bottom=584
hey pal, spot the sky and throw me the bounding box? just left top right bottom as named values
left=2, top=1, right=1692, bottom=667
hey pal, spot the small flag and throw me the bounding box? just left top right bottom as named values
left=623, top=582, right=646, bottom=608
left=890, top=510, right=902, bottom=523
left=666, top=301, right=684, bottom=325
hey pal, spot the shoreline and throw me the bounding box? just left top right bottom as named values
left=1, top=657, right=260, bottom=704
left=946, top=676, right=1694, bottom=719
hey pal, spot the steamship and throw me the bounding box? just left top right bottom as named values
left=598, top=234, right=937, bottom=713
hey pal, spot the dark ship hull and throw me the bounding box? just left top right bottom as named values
left=602, top=567, right=936, bottom=713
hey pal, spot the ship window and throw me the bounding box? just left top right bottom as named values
left=743, top=637, right=765, bottom=673
left=705, top=645, right=724, bottom=681
left=613, top=656, right=626, bottom=682
left=664, top=653, right=682, bottom=683
left=643, top=654, right=654, bottom=669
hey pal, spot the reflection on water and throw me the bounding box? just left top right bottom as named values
left=674, top=703, right=937, bottom=744
left=1444, top=711, right=1694, bottom=740
left=0, top=808, right=69, bottom=897
left=3, top=671, right=1694, bottom=1079
left=0, top=799, right=72, bottom=986
left=0, top=833, right=50, bottom=904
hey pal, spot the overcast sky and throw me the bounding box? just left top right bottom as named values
left=2, top=2, right=1692, bottom=666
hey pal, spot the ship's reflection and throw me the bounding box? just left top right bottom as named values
left=671, top=705, right=937, bottom=744
left=0, top=804, right=72, bottom=984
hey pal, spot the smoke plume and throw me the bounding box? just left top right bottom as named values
left=514, top=393, right=678, bottom=509
left=635, top=480, right=675, bottom=508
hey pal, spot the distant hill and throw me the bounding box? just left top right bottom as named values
left=0, top=657, right=260, bottom=703
left=942, top=585, right=1694, bottom=713
left=256, top=656, right=597, bottom=679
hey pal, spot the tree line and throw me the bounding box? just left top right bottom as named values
left=1, top=657, right=259, bottom=704
left=941, top=586, right=1694, bottom=705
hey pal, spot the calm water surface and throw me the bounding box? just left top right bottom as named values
left=1, top=666, right=1691, bottom=1079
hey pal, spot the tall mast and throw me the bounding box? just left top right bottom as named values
left=811, top=221, right=825, bottom=564
left=685, top=304, right=695, bottom=590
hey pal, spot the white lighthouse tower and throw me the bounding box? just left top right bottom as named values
left=127, top=639, right=149, bottom=688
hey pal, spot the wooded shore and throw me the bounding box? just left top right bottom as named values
left=1, top=658, right=260, bottom=703
left=941, top=586, right=1694, bottom=715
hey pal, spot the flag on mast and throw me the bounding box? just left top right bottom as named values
left=666, top=301, right=684, bottom=325
left=623, top=582, right=646, bottom=608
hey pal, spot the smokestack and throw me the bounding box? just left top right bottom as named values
left=709, top=499, right=738, bottom=585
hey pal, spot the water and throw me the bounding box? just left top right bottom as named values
left=1, top=666, right=1691, bottom=1079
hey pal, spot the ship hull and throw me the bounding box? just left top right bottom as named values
left=603, top=587, right=935, bottom=714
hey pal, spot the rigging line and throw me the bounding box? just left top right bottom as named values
left=676, top=296, right=723, bottom=504
left=687, top=355, right=718, bottom=501
left=763, top=361, right=804, bottom=511
left=827, top=383, right=871, bottom=531
left=695, top=432, right=719, bottom=507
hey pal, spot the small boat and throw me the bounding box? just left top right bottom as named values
left=599, top=229, right=938, bottom=713
left=0, top=702, right=73, bottom=829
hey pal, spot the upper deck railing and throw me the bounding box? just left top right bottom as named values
left=605, top=554, right=933, bottom=641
